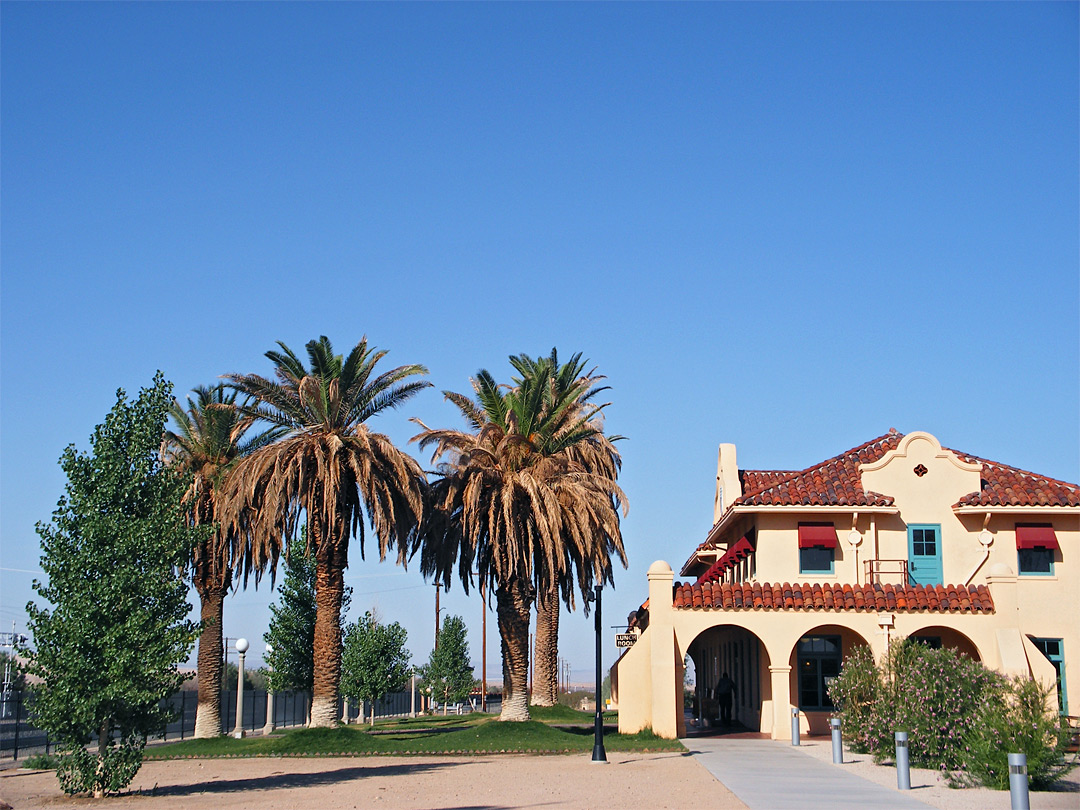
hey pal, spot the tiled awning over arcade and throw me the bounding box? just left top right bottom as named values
left=673, top=581, right=994, bottom=613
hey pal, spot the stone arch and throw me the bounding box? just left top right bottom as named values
left=786, top=623, right=873, bottom=735
left=903, top=625, right=982, bottom=661
left=685, top=623, right=772, bottom=732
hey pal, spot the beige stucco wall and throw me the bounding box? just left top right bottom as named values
left=617, top=555, right=1073, bottom=739
left=621, top=432, right=1078, bottom=739
left=708, top=432, right=1079, bottom=718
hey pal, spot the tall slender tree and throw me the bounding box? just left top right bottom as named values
left=412, top=352, right=626, bottom=721
left=28, top=374, right=198, bottom=797
left=221, top=336, right=429, bottom=727
left=162, top=384, right=270, bottom=738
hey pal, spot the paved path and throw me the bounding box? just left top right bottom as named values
left=685, top=738, right=933, bottom=810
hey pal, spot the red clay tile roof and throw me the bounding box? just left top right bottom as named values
left=734, top=430, right=1079, bottom=509
left=735, top=431, right=902, bottom=508
left=673, top=581, right=994, bottom=613
left=680, top=430, right=1078, bottom=576
left=739, top=470, right=800, bottom=498
left=950, top=451, right=1080, bottom=507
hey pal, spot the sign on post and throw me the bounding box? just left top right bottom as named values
left=615, top=633, right=637, bottom=648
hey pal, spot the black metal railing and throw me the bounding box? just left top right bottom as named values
left=1, top=686, right=427, bottom=760
left=864, top=559, right=909, bottom=587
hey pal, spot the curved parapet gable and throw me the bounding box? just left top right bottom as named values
left=859, top=431, right=983, bottom=475
left=859, top=431, right=983, bottom=512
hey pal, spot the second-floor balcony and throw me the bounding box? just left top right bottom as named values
left=864, top=559, right=909, bottom=587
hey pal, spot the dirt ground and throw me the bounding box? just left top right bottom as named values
left=0, top=753, right=748, bottom=810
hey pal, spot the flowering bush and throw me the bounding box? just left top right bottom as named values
left=828, top=640, right=1075, bottom=789
left=880, top=640, right=1001, bottom=770
left=824, top=645, right=882, bottom=754
left=953, top=676, right=1076, bottom=789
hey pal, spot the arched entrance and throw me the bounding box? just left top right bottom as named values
left=687, top=624, right=771, bottom=732
left=906, top=625, right=982, bottom=661
left=788, top=624, right=872, bottom=735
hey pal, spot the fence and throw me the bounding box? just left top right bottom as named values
left=0, top=687, right=425, bottom=760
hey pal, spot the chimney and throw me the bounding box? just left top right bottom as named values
left=714, top=443, right=742, bottom=524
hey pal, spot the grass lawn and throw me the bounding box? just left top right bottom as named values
left=143, top=708, right=680, bottom=759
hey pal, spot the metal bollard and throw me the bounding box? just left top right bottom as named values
left=791, top=708, right=800, bottom=746
left=830, top=718, right=843, bottom=764
left=895, top=731, right=910, bottom=790
left=1008, top=753, right=1030, bottom=810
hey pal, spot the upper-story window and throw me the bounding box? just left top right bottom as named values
left=798, top=523, right=836, bottom=575
left=1016, top=524, right=1058, bottom=576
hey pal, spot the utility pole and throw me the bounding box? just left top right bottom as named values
left=1, top=622, right=27, bottom=718
left=223, top=636, right=234, bottom=689
left=434, top=583, right=441, bottom=652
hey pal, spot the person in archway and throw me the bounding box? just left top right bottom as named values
left=715, top=672, right=735, bottom=725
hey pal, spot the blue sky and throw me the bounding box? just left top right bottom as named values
left=2, top=2, right=1077, bottom=683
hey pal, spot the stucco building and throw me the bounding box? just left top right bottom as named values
left=612, top=429, right=1078, bottom=739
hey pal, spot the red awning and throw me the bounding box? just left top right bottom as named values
left=694, top=535, right=755, bottom=584
left=798, top=523, right=838, bottom=549
left=1015, top=524, right=1058, bottom=550
left=730, top=537, right=754, bottom=560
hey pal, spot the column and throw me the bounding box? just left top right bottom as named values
left=647, top=561, right=682, bottom=739
left=769, top=665, right=793, bottom=740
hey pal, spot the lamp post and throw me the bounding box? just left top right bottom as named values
left=263, top=643, right=275, bottom=736
left=232, top=638, right=249, bottom=738
left=584, top=584, right=607, bottom=763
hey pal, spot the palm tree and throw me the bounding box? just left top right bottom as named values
left=220, top=336, right=429, bottom=727
left=508, top=351, right=623, bottom=706
left=162, top=384, right=267, bottom=738
left=412, top=353, right=627, bottom=721
left=512, top=352, right=624, bottom=707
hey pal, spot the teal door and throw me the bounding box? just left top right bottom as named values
left=907, top=525, right=943, bottom=586
left=1032, top=638, right=1068, bottom=715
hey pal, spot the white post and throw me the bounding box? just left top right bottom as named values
left=232, top=638, right=249, bottom=738
left=263, top=643, right=275, bottom=736
left=410, top=673, right=416, bottom=718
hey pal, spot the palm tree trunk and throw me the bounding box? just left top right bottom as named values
left=496, top=579, right=533, bottom=722
left=531, top=584, right=560, bottom=707
left=193, top=587, right=226, bottom=738
left=310, top=539, right=347, bottom=728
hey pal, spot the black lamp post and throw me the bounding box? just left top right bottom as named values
left=585, top=583, right=607, bottom=763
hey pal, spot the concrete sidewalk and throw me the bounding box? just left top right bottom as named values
left=686, top=737, right=933, bottom=810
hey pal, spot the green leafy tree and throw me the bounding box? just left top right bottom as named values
left=340, top=611, right=412, bottom=725
left=26, top=373, right=199, bottom=797
left=263, top=546, right=351, bottom=699
left=222, top=662, right=255, bottom=692
left=417, top=615, right=474, bottom=715
left=263, top=552, right=317, bottom=695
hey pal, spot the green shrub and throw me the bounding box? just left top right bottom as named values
left=56, top=735, right=144, bottom=797
left=953, top=676, right=1077, bottom=789
left=22, top=752, right=61, bottom=770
